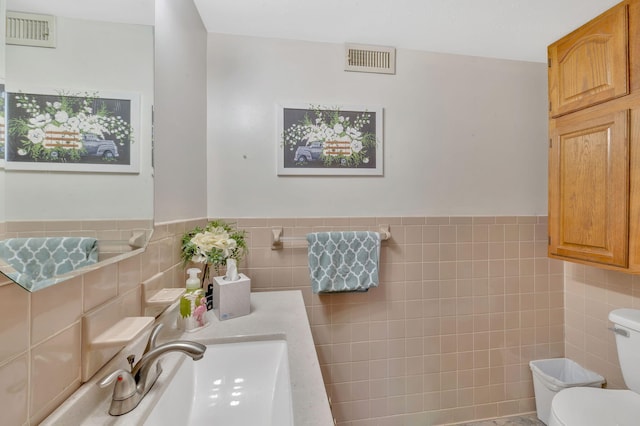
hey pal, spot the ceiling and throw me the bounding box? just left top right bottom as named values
left=7, top=0, right=623, bottom=63
left=6, top=0, right=154, bottom=26
left=192, top=0, right=622, bottom=63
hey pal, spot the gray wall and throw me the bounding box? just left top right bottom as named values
left=206, top=34, right=548, bottom=218
left=154, top=0, right=208, bottom=222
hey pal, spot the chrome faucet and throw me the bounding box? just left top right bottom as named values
left=97, top=324, right=206, bottom=416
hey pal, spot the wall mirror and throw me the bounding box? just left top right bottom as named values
left=0, top=0, right=155, bottom=292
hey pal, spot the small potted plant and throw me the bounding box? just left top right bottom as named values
left=181, top=219, right=248, bottom=285
left=181, top=220, right=251, bottom=320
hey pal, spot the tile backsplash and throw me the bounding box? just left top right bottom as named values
left=0, top=218, right=196, bottom=425
left=4, top=215, right=624, bottom=426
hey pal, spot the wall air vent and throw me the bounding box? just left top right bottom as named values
left=345, top=43, right=396, bottom=75
left=6, top=11, right=56, bottom=48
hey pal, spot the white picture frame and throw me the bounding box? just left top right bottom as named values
left=5, top=86, right=140, bottom=174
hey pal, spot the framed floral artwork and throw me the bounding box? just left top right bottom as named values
left=5, top=87, right=140, bottom=173
left=277, top=103, right=383, bottom=176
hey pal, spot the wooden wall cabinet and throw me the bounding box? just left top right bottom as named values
left=548, top=2, right=629, bottom=118
left=548, top=0, right=640, bottom=272
left=549, top=109, right=629, bottom=267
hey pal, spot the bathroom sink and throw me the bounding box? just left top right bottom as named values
left=143, top=339, right=293, bottom=426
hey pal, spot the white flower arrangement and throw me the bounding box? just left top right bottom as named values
left=181, top=220, right=248, bottom=280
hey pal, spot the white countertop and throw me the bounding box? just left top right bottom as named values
left=41, top=290, right=333, bottom=426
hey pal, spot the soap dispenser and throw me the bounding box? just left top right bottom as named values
left=177, top=268, right=209, bottom=332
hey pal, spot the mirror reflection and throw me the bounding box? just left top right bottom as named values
left=0, top=1, right=154, bottom=291
left=0, top=2, right=5, bottom=260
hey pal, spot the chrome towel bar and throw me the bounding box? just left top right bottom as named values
left=271, top=225, right=391, bottom=250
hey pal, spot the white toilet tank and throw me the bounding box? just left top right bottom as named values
left=609, top=308, right=640, bottom=393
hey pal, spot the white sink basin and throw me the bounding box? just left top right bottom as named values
left=143, top=339, right=293, bottom=426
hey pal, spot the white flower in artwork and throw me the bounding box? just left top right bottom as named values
left=351, top=140, right=363, bottom=153
left=44, top=123, right=58, bottom=133
left=29, top=114, right=47, bottom=127
left=325, top=128, right=335, bottom=139
left=53, top=101, right=62, bottom=109
left=27, top=128, right=45, bottom=144
left=67, top=116, right=80, bottom=129
left=17, top=148, right=27, bottom=156
left=347, top=128, right=362, bottom=139
left=333, top=123, right=344, bottom=134
left=55, top=110, right=69, bottom=123
left=363, top=157, right=369, bottom=164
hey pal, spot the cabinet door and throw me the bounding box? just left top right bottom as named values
left=548, top=2, right=629, bottom=118
left=549, top=109, right=629, bottom=267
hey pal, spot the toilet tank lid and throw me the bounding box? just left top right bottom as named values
left=609, top=308, right=640, bottom=331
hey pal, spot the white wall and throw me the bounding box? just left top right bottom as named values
left=153, top=0, right=208, bottom=223
left=207, top=34, right=548, bottom=218
left=5, top=17, right=154, bottom=220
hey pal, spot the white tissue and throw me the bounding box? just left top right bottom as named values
left=225, top=258, right=239, bottom=281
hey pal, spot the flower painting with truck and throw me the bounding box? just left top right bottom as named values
left=278, top=104, right=383, bottom=176
left=5, top=89, right=140, bottom=173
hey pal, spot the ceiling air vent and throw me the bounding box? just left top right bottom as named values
left=6, top=11, right=56, bottom=48
left=345, top=43, right=396, bottom=75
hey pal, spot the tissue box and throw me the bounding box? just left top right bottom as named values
left=213, top=273, right=251, bottom=320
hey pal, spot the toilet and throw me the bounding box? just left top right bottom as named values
left=549, top=308, right=640, bottom=426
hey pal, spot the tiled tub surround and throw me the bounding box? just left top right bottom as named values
left=0, top=216, right=563, bottom=425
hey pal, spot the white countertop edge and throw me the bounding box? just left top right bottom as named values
left=41, top=290, right=333, bottom=426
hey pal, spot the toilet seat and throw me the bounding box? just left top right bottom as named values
left=549, top=387, right=640, bottom=426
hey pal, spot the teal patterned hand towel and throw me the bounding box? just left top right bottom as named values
left=306, top=231, right=381, bottom=294
left=0, top=237, right=99, bottom=284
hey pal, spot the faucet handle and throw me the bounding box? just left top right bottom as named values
left=97, top=369, right=137, bottom=400
left=127, top=355, right=135, bottom=370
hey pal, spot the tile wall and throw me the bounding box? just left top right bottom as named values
left=564, top=262, right=640, bottom=389
left=0, top=219, right=199, bottom=425
left=0, top=215, right=564, bottom=425
left=236, top=216, right=564, bottom=425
